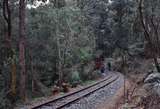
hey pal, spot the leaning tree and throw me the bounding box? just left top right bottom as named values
left=138, top=0, right=160, bottom=72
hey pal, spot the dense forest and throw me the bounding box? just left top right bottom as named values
left=0, top=0, right=160, bottom=109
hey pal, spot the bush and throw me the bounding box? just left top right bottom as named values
left=91, top=70, right=101, bottom=79
left=79, top=48, right=92, bottom=63
left=69, top=71, right=81, bottom=87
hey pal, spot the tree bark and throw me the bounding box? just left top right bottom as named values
left=19, top=0, right=26, bottom=101
left=3, top=0, right=12, bottom=43
left=2, top=0, right=12, bottom=59
left=56, top=23, right=63, bottom=87
left=2, top=0, right=16, bottom=98
left=28, top=49, right=48, bottom=96
left=154, top=57, right=160, bottom=72
left=138, top=0, right=160, bottom=73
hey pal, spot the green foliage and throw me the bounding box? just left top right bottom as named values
left=91, top=70, right=101, bottom=79
left=79, top=48, right=92, bottom=63
left=26, top=3, right=95, bottom=87
left=1, top=0, right=159, bottom=107
left=69, top=71, right=81, bottom=86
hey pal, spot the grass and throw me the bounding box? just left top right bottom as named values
left=81, top=80, right=97, bottom=86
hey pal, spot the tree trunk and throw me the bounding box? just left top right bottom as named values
left=138, top=0, right=160, bottom=73
left=11, top=56, right=16, bottom=96
left=154, top=57, right=160, bottom=73
left=19, top=0, right=26, bottom=101
left=56, top=26, right=63, bottom=87
left=55, top=2, right=63, bottom=87
left=29, top=49, right=48, bottom=96
left=3, top=0, right=12, bottom=46
left=3, top=0, right=16, bottom=98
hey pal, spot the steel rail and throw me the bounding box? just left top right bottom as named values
left=30, top=75, right=118, bottom=109
left=55, top=76, right=119, bottom=109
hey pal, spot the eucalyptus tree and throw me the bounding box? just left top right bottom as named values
left=19, top=0, right=27, bottom=101
left=82, top=0, right=110, bottom=53
left=1, top=0, right=12, bottom=96
left=26, top=0, right=95, bottom=88
left=83, top=0, right=138, bottom=56
left=109, top=0, right=138, bottom=55
left=139, top=0, right=160, bottom=72
left=0, top=0, right=17, bottom=107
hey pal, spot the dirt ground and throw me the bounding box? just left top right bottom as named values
left=97, top=72, right=160, bottom=109
left=97, top=79, right=134, bottom=109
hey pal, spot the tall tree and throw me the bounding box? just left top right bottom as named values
left=2, top=0, right=16, bottom=97
left=2, top=0, right=11, bottom=89
left=19, top=0, right=26, bottom=101
left=55, top=0, right=66, bottom=87
left=3, top=0, right=11, bottom=47
left=139, top=0, right=160, bottom=72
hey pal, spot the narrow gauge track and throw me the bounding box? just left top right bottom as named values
left=30, top=75, right=119, bottom=109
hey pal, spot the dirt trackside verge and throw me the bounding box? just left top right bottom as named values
left=97, top=79, right=134, bottom=109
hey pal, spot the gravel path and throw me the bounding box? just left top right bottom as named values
left=62, top=72, right=124, bottom=109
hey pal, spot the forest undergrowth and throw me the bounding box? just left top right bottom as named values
left=118, top=59, right=160, bottom=109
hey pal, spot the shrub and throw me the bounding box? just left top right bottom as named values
left=69, top=71, right=81, bottom=87
left=79, top=48, right=92, bottom=63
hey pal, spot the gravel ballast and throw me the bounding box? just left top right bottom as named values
left=63, top=72, right=124, bottom=109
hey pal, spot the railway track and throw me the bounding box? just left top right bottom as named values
left=29, top=75, right=119, bottom=109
